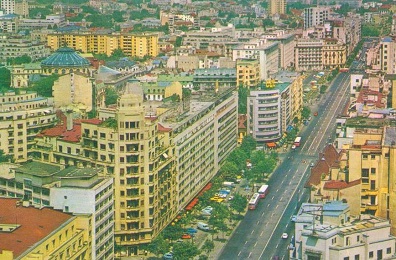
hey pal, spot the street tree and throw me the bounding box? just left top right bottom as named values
left=220, top=161, right=239, bottom=180
left=240, top=135, right=257, bottom=157
left=230, top=193, right=247, bottom=216
left=146, top=234, right=170, bottom=257
left=201, top=239, right=214, bottom=254
left=172, top=242, right=200, bottom=259
left=162, top=225, right=183, bottom=242
left=301, top=106, right=311, bottom=119
left=238, top=85, right=249, bottom=114
left=225, top=149, right=248, bottom=171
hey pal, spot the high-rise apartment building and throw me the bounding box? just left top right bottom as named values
left=0, top=90, right=57, bottom=162
left=47, top=33, right=159, bottom=58
left=304, top=7, right=330, bottom=29
left=268, top=0, right=286, bottom=16
left=247, top=81, right=292, bottom=144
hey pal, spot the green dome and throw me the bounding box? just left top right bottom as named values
left=41, top=47, right=90, bottom=67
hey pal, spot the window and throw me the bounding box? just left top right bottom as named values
left=387, top=247, right=391, bottom=254
left=356, top=235, right=360, bottom=242
left=346, top=237, right=350, bottom=246
left=369, top=251, right=373, bottom=258
left=344, top=257, right=349, bottom=260
left=362, top=154, right=368, bottom=160
left=65, top=206, right=69, bottom=212
left=371, top=154, right=375, bottom=159
left=371, top=168, right=376, bottom=174
left=355, top=255, right=360, bottom=260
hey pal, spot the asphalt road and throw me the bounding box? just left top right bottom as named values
left=218, top=58, right=365, bottom=260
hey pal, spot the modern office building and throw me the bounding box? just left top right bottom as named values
left=47, top=32, right=159, bottom=58
left=0, top=197, right=92, bottom=260
left=247, top=81, right=292, bottom=144
left=263, top=31, right=296, bottom=69
left=0, top=90, right=57, bottom=162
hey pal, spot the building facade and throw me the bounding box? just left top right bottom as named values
left=47, top=32, right=159, bottom=58
left=236, top=59, right=260, bottom=88
left=0, top=90, right=56, bottom=162
left=0, top=35, right=50, bottom=63
left=304, top=7, right=330, bottom=29
left=268, top=0, right=286, bottom=16
left=295, top=39, right=324, bottom=71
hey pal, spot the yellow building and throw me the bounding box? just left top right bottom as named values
left=322, top=38, right=347, bottom=70
left=268, top=0, right=286, bottom=15
left=0, top=197, right=92, bottom=260
left=236, top=59, right=260, bottom=88
left=47, top=32, right=159, bottom=58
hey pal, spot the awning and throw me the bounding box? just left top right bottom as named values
left=267, top=142, right=277, bottom=148
left=198, top=182, right=212, bottom=197
left=185, top=197, right=199, bottom=211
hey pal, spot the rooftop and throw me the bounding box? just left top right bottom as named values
left=55, top=166, right=99, bottom=179
left=0, top=198, right=73, bottom=258
left=41, top=47, right=90, bottom=67
left=15, top=161, right=61, bottom=177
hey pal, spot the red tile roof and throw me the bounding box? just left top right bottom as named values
left=158, top=123, right=172, bottom=132
left=323, top=179, right=361, bottom=190
left=0, top=198, right=73, bottom=258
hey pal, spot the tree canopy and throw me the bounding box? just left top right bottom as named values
left=29, top=74, right=60, bottom=97
left=0, top=67, right=11, bottom=90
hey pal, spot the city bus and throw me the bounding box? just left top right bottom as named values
left=294, top=137, right=302, bottom=147
left=248, top=193, right=260, bottom=210
left=258, top=185, right=269, bottom=199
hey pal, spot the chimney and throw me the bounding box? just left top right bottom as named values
left=66, top=109, right=73, bottom=131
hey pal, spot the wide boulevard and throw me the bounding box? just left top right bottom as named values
left=218, top=57, right=365, bottom=260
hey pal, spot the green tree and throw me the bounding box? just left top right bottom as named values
left=198, top=255, right=209, bottom=260
left=238, top=85, right=249, bottom=114
left=240, top=135, right=257, bottom=157
left=175, top=36, right=183, bottom=48
left=302, top=106, right=311, bottom=119
left=110, top=48, right=126, bottom=59
left=0, top=67, right=11, bottom=89
left=334, top=3, right=351, bottom=16
left=7, top=55, right=32, bottom=65
left=30, top=74, right=60, bottom=97
left=230, top=193, right=247, bottom=215
left=146, top=234, right=170, bottom=257
left=112, top=10, right=125, bottom=22
left=105, top=87, right=119, bottom=106
left=201, top=239, right=214, bottom=254
left=0, top=149, right=12, bottom=162
left=362, top=24, right=380, bottom=37
left=172, top=242, right=200, bottom=259
left=29, top=7, right=51, bottom=18
left=220, top=161, right=239, bottom=180
left=162, top=225, right=184, bottom=242
left=226, top=149, right=248, bottom=172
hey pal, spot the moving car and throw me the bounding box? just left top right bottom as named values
left=282, top=233, right=288, bottom=239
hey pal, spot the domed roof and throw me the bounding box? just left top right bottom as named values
left=41, top=47, right=90, bottom=67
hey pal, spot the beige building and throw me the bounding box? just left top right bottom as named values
left=0, top=90, right=56, bottom=162
left=0, top=35, right=50, bottom=63
left=10, top=63, right=42, bottom=88
left=322, top=38, right=347, bottom=70
left=0, top=197, right=92, bottom=260
left=47, top=32, right=159, bottom=58
left=53, top=72, right=94, bottom=113
left=268, top=0, right=286, bottom=16
left=295, top=38, right=323, bottom=71
left=31, top=81, right=238, bottom=256
left=236, top=59, right=260, bottom=87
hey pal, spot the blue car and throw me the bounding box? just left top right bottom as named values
left=186, top=227, right=198, bottom=234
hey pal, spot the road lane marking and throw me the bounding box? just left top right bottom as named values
left=238, top=251, right=241, bottom=256
left=261, top=212, right=265, bottom=216
left=254, top=242, right=257, bottom=247
left=245, top=241, right=248, bottom=244
left=276, top=243, right=279, bottom=249
left=276, top=205, right=279, bottom=209
left=272, top=196, right=275, bottom=200
left=248, top=252, right=252, bottom=258
left=251, top=230, right=254, bottom=234
left=257, top=221, right=260, bottom=225
left=261, top=231, right=264, bottom=236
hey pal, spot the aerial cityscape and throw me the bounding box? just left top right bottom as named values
left=0, top=0, right=396, bottom=259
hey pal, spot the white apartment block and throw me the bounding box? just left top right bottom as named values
left=1, top=0, right=15, bottom=14
left=50, top=175, right=114, bottom=260
left=161, top=88, right=238, bottom=208
left=247, top=82, right=291, bottom=143
left=292, top=202, right=396, bottom=260
left=0, top=90, right=56, bottom=162
left=350, top=73, right=363, bottom=100
left=304, top=7, right=330, bottom=29
left=380, top=37, right=396, bottom=74
left=232, top=39, right=280, bottom=80
left=263, top=31, right=296, bottom=69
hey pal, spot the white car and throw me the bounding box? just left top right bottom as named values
left=291, top=215, right=297, bottom=222
left=281, top=233, right=288, bottom=239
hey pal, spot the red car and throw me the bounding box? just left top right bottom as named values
left=314, top=112, right=318, bottom=116
left=181, top=234, right=192, bottom=239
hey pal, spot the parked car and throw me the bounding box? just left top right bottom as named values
left=163, top=252, right=173, bottom=259
left=181, top=233, right=192, bottom=239
left=203, top=206, right=213, bottom=212
left=228, top=195, right=234, bottom=201
left=291, top=215, right=297, bottom=222
left=197, top=222, right=210, bottom=231
left=185, top=227, right=198, bottom=234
